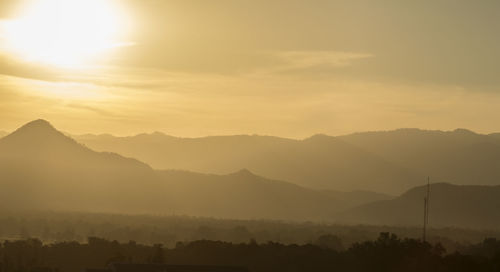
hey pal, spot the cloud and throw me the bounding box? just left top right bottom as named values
left=0, top=52, right=63, bottom=81
left=2, top=0, right=500, bottom=88
left=0, top=50, right=168, bottom=91
left=66, top=103, right=118, bottom=117
left=2, top=0, right=500, bottom=138
left=116, top=0, right=500, bottom=86
left=255, top=51, right=373, bottom=76
left=276, top=51, right=372, bottom=68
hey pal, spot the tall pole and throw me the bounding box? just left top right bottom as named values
left=426, top=176, right=430, bottom=230
left=423, top=177, right=430, bottom=242
left=423, top=197, right=427, bottom=242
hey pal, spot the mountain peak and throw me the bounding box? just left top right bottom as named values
left=304, top=133, right=334, bottom=142
left=19, top=119, right=55, bottom=131
left=231, top=168, right=257, bottom=178
left=0, top=119, right=78, bottom=151
left=6, top=119, right=62, bottom=138
left=453, top=128, right=477, bottom=135
left=152, top=131, right=165, bottom=136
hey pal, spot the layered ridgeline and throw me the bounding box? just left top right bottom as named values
left=74, top=133, right=421, bottom=194
left=341, top=183, right=500, bottom=229
left=75, top=128, right=500, bottom=194
left=339, top=129, right=500, bottom=189
left=0, top=120, right=390, bottom=221
left=6, top=120, right=500, bottom=228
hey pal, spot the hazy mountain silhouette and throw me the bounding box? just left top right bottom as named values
left=0, top=120, right=390, bottom=221
left=155, top=169, right=391, bottom=220
left=340, top=128, right=500, bottom=187
left=0, top=120, right=151, bottom=169
left=321, top=189, right=393, bottom=209
left=74, top=133, right=421, bottom=193
left=75, top=128, right=500, bottom=194
left=5, top=120, right=500, bottom=227
left=340, top=183, right=500, bottom=229
left=488, top=132, right=500, bottom=140
left=0, top=119, right=158, bottom=213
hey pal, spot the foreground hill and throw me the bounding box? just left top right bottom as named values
left=75, top=133, right=420, bottom=193
left=0, top=120, right=388, bottom=221
left=155, top=169, right=392, bottom=220
left=340, top=183, right=500, bottom=229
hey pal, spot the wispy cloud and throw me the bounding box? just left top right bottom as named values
left=66, top=103, right=118, bottom=117
left=276, top=51, right=373, bottom=68
left=252, top=51, right=373, bottom=76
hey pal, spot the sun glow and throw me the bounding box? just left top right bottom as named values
left=1, top=0, right=131, bottom=68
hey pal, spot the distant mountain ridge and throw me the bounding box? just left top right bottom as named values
left=339, top=128, right=500, bottom=188
left=74, top=132, right=421, bottom=193
left=75, top=127, right=500, bottom=194
left=0, top=119, right=390, bottom=221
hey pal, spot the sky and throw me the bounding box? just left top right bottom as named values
left=1, top=0, right=500, bottom=138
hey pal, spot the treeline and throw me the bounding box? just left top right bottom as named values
left=1, top=211, right=498, bottom=252
left=2, top=233, right=500, bottom=272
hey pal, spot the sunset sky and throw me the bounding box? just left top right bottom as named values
left=1, top=0, right=500, bottom=137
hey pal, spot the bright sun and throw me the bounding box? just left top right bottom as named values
left=2, top=0, right=130, bottom=68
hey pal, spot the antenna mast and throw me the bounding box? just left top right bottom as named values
left=423, top=177, right=430, bottom=242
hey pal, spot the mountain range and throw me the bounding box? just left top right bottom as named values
left=74, top=133, right=421, bottom=193
left=0, top=120, right=390, bottom=221
left=339, top=128, right=500, bottom=189
left=74, top=128, right=500, bottom=194
left=4, top=119, right=500, bottom=229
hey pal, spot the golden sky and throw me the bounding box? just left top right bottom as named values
left=1, top=0, right=500, bottom=137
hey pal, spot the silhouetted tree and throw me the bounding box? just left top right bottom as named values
left=314, top=234, right=344, bottom=251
